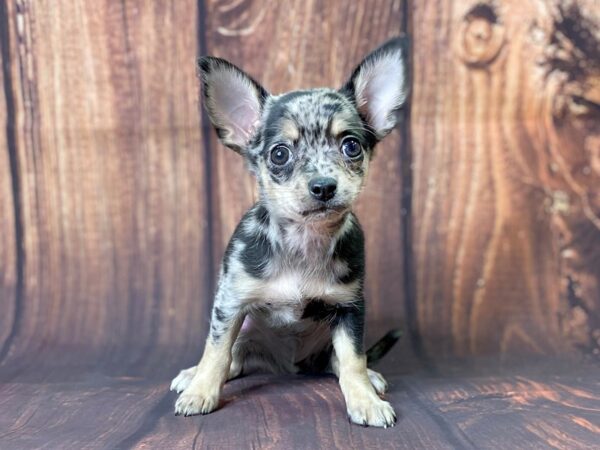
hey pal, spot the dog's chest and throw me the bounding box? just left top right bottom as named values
left=250, top=267, right=354, bottom=324
left=267, top=256, right=359, bottom=299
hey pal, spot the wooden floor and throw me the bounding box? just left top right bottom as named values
left=1, top=346, right=598, bottom=450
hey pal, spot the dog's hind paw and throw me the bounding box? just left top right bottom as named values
left=170, top=366, right=196, bottom=393
left=367, top=368, right=388, bottom=395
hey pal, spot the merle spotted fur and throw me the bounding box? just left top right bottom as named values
left=171, top=37, right=409, bottom=428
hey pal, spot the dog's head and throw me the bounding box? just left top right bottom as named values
left=199, top=38, right=409, bottom=224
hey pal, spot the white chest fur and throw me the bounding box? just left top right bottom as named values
left=238, top=268, right=358, bottom=303
left=262, top=270, right=357, bottom=303
left=232, top=266, right=359, bottom=325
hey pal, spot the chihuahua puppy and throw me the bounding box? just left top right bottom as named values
left=171, top=37, right=408, bottom=427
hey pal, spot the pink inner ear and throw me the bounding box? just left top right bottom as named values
left=240, top=315, right=253, bottom=333
left=355, top=53, right=406, bottom=135
left=210, top=70, right=262, bottom=146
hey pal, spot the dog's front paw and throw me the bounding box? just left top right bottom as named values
left=346, top=394, right=396, bottom=428
left=170, top=366, right=197, bottom=393
left=367, top=368, right=388, bottom=395
left=174, top=389, right=219, bottom=416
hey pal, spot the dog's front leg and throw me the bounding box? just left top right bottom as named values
left=331, top=301, right=396, bottom=428
left=174, top=298, right=245, bottom=416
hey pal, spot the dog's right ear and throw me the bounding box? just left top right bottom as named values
left=198, top=57, right=268, bottom=153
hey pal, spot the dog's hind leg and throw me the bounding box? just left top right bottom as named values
left=229, top=317, right=298, bottom=376
left=170, top=366, right=196, bottom=393
left=170, top=361, right=242, bottom=394
left=170, top=355, right=245, bottom=394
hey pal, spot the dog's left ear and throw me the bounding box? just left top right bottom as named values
left=198, top=57, right=269, bottom=153
left=342, top=37, right=409, bottom=140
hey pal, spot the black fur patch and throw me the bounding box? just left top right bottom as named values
left=333, top=217, right=365, bottom=283
left=302, top=298, right=365, bottom=354
left=255, top=204, right=270, bottom=227
left=335, top=299, right=365, bottom=354
left=341, top=117, right=377, bottom=151
left=222, top=205, right=273, bottom=277
left=302, top=299, right=338, bottom=322
left=267, top=158, right=295, bottom=183
left=263, top=91, right=312, bottom=147
left=246, top=132, right=263, bottom=167
left=222, top=237, right=236, bottom=275
left=214, top=307, right=227, bottom=322
left=321, top=102, right=343, bottom=114
left=239, top=235, right=272, bottom=278
left=210, top=305, right=235, bottom=342
left=296, top=344, right=333, bottom=373
left=236, top=206, right=274, bottom=278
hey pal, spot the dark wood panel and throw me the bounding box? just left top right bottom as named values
left=410, top=0, right=600, bottom=357
left=1, top=358, right=597, bottom=449
left=203, top=0, right=409, bottom=324
left=2, top=0, right=211, bottom=365
left=0, top=0, right=18, bottom=359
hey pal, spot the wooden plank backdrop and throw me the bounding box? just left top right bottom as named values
left=1, top=1, right=599, bottom=449
left=203, top=0, right=410, bottom=328
left=0, top=0, right=212, bottom=370
left=0, top=0, right=598, bottom=368
left=0, top=1, right=17, bottom=360
left=411, top=0, right=600, bottom=357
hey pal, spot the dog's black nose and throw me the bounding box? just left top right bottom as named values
left=309, top=177, right=337, bottom=202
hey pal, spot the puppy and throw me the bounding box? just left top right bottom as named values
left=171, top=37, right=409, bottom=428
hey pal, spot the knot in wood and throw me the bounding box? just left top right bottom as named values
left=457, top=3, right=505, bottom=68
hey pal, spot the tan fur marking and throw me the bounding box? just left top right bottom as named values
left=330, top=112, right=353, bottom=137
left=280, top=118, right=300, bottom=141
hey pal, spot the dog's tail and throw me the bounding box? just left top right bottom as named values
left=366, top=328, right=403, bottom=364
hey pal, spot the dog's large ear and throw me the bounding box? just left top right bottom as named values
left=198, top=57, right=268, bottom=153
left=341, top=37, right=409, bottom=140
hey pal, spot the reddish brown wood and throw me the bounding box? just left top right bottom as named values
left=0, top=0, right=599, bottom=448
left=410, top=0, right=600, bottom=357
left=0, top=3, right=17, bottom=357
left=1, top=358, right=597, bottom=449
left=1, top=0, right=594, bottom=370
left=1, top=0, right=211, bottom=365
left=203, top=0, right=409, bottom=325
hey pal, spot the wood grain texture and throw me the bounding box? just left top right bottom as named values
left=410, top=0, right=600, bottom=357
left=1, top=359, right=597, bottom=449
left=405, top=359, right=600, bottom=450
left=1, top=0, right=594, bottom=370
left=203, top=0, right=409, bottom=324
left=1, top=0, right=211, bottom=366
left=0, top=0, right=18, bottom=359
left=0, top=2, right=598, bottom=447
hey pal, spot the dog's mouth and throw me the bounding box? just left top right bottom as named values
left=300, top=204, right=347, bottom=217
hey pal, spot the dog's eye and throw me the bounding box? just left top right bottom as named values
left=270, top=145, right=291, bottom=165
left=341, top=137, right=362, bottom=159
